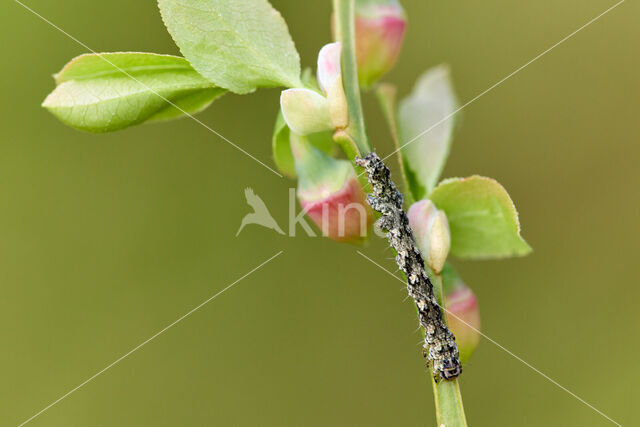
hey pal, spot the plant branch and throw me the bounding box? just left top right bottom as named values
left=334, top=1, right=466, bottom=424
left=332, top=0, right=370, bottom=155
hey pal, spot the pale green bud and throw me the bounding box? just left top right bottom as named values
left=407, top=199, right=451, bottom=273
left=280, top=88, right=332, bottom=135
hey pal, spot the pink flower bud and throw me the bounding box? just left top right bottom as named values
left=317, top=42, right=348, bottom=129
left=343, top=1, right=407, bottom=87
left=445, top=283, right=480, bottom=364
left=279, top=43, right=348, bottom=135
left=291, top=134, right=372, bottom=242
left=407, top=199, right=450, bottom=273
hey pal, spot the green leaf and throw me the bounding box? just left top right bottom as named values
left=429, top=176, right=532, bottom=259
left=272, top=112, right=295, bottom=177
left=147, top=88, right=223, bottom=122
left=398, top=65, right=458, bottom=200
left=272, top=111, right=334, bottom=178
left=158, top=0, right=302, bottom=94
left=42, top=52, right=225, bottom=133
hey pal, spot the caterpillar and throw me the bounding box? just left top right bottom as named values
left=356, top=152, right=462, bottom=381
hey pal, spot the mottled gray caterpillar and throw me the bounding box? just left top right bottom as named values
left=355, top=152, right=462, bottom=381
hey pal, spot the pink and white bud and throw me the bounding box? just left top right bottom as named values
left=301, top=175, right=372, bottom=242
left=317, top=42, right=348, bottom=129
left=280, top=88, right=332, bottom=135
left=291, top=133, right=372, bottom=242
left=349, top=0, right=407, bottom=87
left=279, top=43, right=348, bottom=134
left=445, top=283, right=480, bottom=364
left=408, top=199, right=450, bottom=273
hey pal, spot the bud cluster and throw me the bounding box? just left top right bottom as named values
left=278, top=41, right=374, bottom=242
left=278, top=0, right=410, bottom=242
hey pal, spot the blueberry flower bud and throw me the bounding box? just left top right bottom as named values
left=445, top=281, right=480, bottom=364
left=291, top=133, right=372, bottom=242
left=408, top=199, right=451, bottom=274
left=335, top=0, right=407, bottom=88
left=317, top=42, right=348, bottom=129
left=280, top=43, right=348, bottom=135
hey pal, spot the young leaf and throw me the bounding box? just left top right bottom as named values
left=42, top=52, right=225, bottom=132
left=272, top=112, right=295, bottom=177
left=397, top=65, right=458, bottom=200
left=158, top=0, right=302, bottom=94
left=272, top=111, right=334, bottom=178
left=429, top=176, right=532, bottom=259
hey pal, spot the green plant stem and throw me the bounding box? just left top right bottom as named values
left=332, top=0, right=371, bottom=156
left=432, top=273, right=468, bottom=427
left=333, top=1, right=467, bottom=424
left=374, top=83, right=414, bottom=206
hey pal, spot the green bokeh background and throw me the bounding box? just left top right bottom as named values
left=2, top=1, right=638, bottom=425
